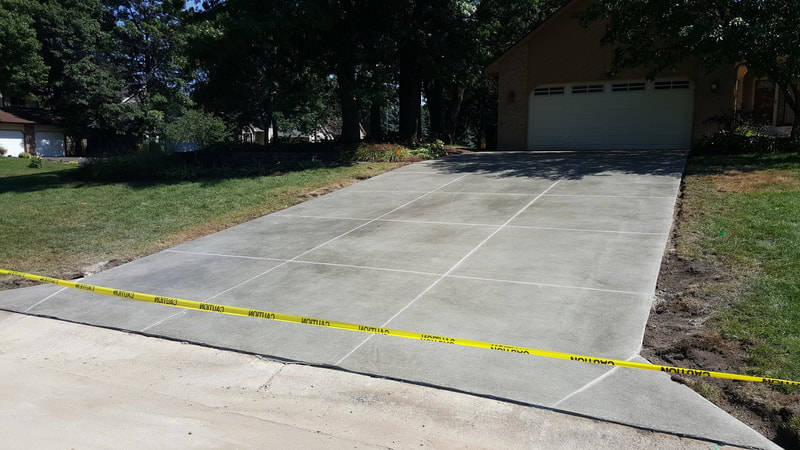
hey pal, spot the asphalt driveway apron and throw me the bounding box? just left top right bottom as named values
left=0, top=151, right=777, bottom=449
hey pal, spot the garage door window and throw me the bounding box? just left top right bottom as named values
left=571, top=85, right=604, bottom=94
left=654, top=80, right=690, bottom=90
left=534, top=86, right=565, bottom=96
left=611, top=82, right=646, bottom=92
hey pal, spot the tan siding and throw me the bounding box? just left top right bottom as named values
left=527, top=0, right=613, bottom=88
left=497, top=45, right=529, bottom=150
left=0, top=124, right=26, bottom=133
left=526, top=0, right=698, bottom=89
left=493, top=0, right=738, bottom=149
left=693, top=66, right=738, bottom=139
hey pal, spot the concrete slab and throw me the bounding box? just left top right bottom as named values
left=511, top=195, right=676, bottom=233
left=548, top=178, right=680, bottom=198
left=554, top=356, right=779, bottom=449
left=171, top=215, right=369, bottom=260
left=0, top=283, right=64, bottom=312
left=144, top=262, right=440, bottom=364
left=272, top=189, right=424, bottom=219
left=339, top=334, right=613, bottom=406
left=0, top=150, right=779, bottom=449
left=451, top=227, right=666, bottom=293
left=23, top=251, right=282, bottom=331
left=345, top=170, right=466, bottom=192
left=381, top=192, right=537, bottom=225
left=437, top=174, right=556, bottom=194
left=389, top=277, right=653, bottom=358
left=299, top=220, right=495, bottom=273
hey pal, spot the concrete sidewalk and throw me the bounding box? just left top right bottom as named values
left=0, top=310, right=732, bottom=449
left=0, top=151, right=780, bottom=449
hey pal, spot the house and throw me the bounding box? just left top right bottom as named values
left=485, top=0, right=795, bottom=150
left=0, top=107, right=66, bottom=157
left=241, top=122, right=366, bottom=145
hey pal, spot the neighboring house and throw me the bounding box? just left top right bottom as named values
left=485, top=0, right=795, bottom=150
left=241, top=122, right=366, bottom=145
left=0, top=107, right=66, bottom=157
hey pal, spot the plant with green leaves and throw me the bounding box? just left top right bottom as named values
left=0, top=0, right=47, bottom=104
left=163, top=108, right=231, bottom=148
left=107, top=0, right=191, bottom=138
left=581, top=0, right=800, bottom=143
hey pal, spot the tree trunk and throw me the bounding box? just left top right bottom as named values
left=788, top=86, right=800, bottom=147
left=268, top=111, right=277, bottom=145
left=445, top=86, right=465, bottom=145
left=424, top=80, right=446, bottom=141
left=369, top=100, right=383, bottom=142
left=399, top=47, right=421, bottom=142
left=337, top=54, right=361, bottom=147
left=774, top=77, right=799, bottom=147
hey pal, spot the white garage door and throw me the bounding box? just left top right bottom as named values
left=528, top=79, right=695, bottom=150
left=35, top=131, right=65, bottom=157
left=0, top=130, right=25, bottom=157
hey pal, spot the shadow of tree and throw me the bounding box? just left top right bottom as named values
left=0, top=158, right=332, bottom=194
left=426, top=150, right=689, bottom=180
left=1, top=150, right=696, bottom=195
left=684, top=151, right=800, bottom=177
left=0, top=170, right=84, bottom=195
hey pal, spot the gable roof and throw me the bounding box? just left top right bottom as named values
left=0, top=107, right=63, bottom=126
left=485, top=0, right=582, bottom=75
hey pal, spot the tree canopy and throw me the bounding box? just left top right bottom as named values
left=0, top=0, right=47, bottom=105
left=0, top=0, right=560, bottom=151
left=581, top=0, right=800, bottom=140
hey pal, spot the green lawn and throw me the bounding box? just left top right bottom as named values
left=679, top=152, right=800, bottom=384
left=0, top=157, right=402, bottom=284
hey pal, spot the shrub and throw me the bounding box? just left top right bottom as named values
left=409, top=140, right=447, bottom=159
left=80, top=147, right=178, bottom=181
left=18, top=152, right=31, bottom=159
left=693, top=131, right=797, bottom=155
left=164, top=109, right=232, bottom=148
left=0, top=146, right=7, bottom=156
left=351, top=143, right=407, bottom=162
left=349, top=142, right=447, bottom=162
left=77, top=145, right=323, bottom=181
left=28, top=155, right=43, bottom=168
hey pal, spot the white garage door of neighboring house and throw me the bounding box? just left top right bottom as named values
left=528, top=80, right=695, bottom=150
left=0, top=130, right=25, bottom=157
left=35, top=131, right=65, bottom=157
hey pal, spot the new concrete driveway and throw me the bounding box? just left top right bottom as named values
left=0, top=151, right=777, bottom=449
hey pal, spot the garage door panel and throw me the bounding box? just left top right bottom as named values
left=528, top=80, right=694, bottom=151
left=0, top=130, right=25, bottom=157
left=35, top=131, right=65, bottom=157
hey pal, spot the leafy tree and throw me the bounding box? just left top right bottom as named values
left=163, top=108, right=230, bottom=146
left=188, top=0, right=334, bottom=143
left=381, top=0, right=562, bottom=145
left=299, top=0, right=366, bottom=146
left=453, top=0, right=564, bottom=147
left=0, top=0, right=47, bottom=105
left=582, top=0, right=800, bottom=142
left=107, top=0, right=190, bottom=137
left=33, top=0, right=127, bottom=144
left=411, top=0, right=562, bottom=145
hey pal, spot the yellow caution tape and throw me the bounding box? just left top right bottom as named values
left=2, top=268, right=798, bottom=386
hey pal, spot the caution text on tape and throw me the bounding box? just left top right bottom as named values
left=2, top=268, right=798, bottom=387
